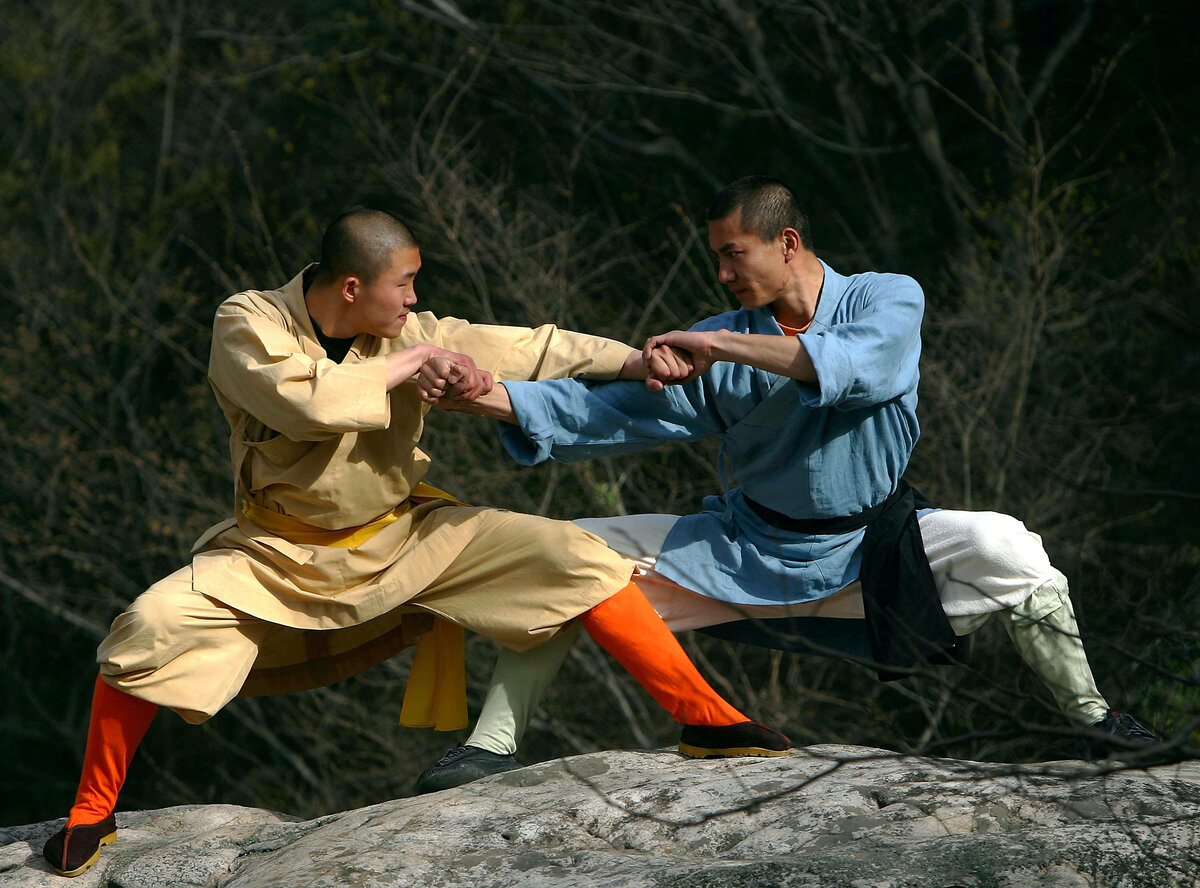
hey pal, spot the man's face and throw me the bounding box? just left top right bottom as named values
left=350, top=246, right=421, bottom=339
left=707, top=210, right=789, bottom=311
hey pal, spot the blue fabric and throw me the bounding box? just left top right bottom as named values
left=500, top=261, right=925, bottom=608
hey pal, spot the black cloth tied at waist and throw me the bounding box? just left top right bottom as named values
left=704, top=480, right=964, bottom=680
left=743, top=492, right=892, bottom=535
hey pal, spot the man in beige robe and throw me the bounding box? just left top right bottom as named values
left=43, top=207, right=788, bottom=878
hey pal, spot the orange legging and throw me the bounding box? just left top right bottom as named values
left=67, top=675, right=157, bottom=827
left=577, top=580, right=744, bottom=727
left=67, top=580, right=742, bottom=824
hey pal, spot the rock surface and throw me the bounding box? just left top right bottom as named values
left=4, top=745, right=1198, bottom=887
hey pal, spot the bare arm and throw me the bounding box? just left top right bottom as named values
left=446, top=382, right=517, bottom=423
left=643, top=329, right=816, bottom=384
left=385, top=345, right=437, bottom=389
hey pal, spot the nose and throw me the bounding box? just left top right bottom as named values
left=718, top=263, right=736, bottom=284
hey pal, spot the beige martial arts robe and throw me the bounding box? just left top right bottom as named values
left=98, top=267, right=635, bottom=723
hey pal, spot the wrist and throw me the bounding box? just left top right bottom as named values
left=710, top=329, right=736, bottom=362
left=619, top=349, right=648, bottom=380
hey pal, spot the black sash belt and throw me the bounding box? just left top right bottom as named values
left=744, top=494, right=889, bottom=535
left=730, top=480, right=962, bottom=680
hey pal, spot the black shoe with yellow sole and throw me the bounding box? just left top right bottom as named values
left=679, top=721, right=792, bottom=758
left=42, top=813, right=117, bottom=877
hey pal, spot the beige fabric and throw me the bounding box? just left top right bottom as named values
left=208, top=268, right=634, bottom=530
left=99, top=268, right=636, bottom=717
left=102, top=507, right=630, bottom=722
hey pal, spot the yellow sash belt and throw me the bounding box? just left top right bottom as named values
left=240, top=482, right=469, bottom=731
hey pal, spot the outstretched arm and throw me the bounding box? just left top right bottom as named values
left=643, top=329, right=816, bottom=383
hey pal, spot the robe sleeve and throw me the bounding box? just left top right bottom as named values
left=422, top=315, right=635, bottom=382
left=499, top=376, right=726, bottom=465
left=798, top=274, right=923, bottom=409
left=209, top=297, right=391, bottom=442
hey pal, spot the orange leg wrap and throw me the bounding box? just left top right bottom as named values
left=577, top=580, right=745, bottom=727
left=67, top=674, right=158, bottom=827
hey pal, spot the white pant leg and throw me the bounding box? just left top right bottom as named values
left=918, top=510, right=1055, bottom=630
left=577, top=512, right=1050, bottom=633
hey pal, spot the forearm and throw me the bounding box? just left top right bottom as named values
left=617, top=349, right=649, bottom=380
left=450, top=383, right=517, bottom=423
left=385, top=345, right=437, bottom=390
left=710, top=330, right=816, bottom=381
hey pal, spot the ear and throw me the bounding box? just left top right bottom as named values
left=781, top=228, right=802, bottom=261
left=340, top=275, right=360, bottom=304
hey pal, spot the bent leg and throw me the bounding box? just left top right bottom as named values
left=464, top=515, right=683, bottom=756
left=456, top=515, right=786, bottom=767
left=920, top=511, right=1108, bottom=723
left=73, top=569, right=270, bottom=813
left=48, top=567, right=271, bottom=875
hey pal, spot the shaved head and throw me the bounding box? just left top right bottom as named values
left=707, top=176, right=813, bottom=250
left=314, top=207, right=418, bottom=286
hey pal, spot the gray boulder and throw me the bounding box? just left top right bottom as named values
left=3, top=745, right=1198, bottom=887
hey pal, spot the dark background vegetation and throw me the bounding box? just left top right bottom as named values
left=2, top=0, right=1197, bottom=828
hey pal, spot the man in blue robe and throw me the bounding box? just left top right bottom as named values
left=415, top=176, right=1159, bottom=791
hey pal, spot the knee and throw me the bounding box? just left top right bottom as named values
left=549, top=520, right=631, bottom=574
left=1011, top=570, right=1072, bottom=621
left=100, top=581, right=189, bottom=663
left=124, top=587, right=185, bottom=640
left=955, top=512, right=1053, bottom=576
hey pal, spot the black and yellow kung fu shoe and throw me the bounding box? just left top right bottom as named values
left=679, top=721, right=792, bottom=758
left=42, top=814, right=117, bottom=878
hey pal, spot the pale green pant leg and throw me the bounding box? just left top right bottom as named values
left=465, top=622, right=580, bottom=755
left=999, top=570, right=1109, bottom=725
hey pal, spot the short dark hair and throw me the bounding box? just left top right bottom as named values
left=707, top=176, right=813, bottom=250
left=313, top=206, right=418, bottom=285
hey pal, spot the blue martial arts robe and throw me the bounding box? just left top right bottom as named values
left=500, top=260, right=923, bottom=611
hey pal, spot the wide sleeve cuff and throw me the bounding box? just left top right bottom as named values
left=497, top=381, right=558, bottom=465
left=796, top=331, right=850, bottom=408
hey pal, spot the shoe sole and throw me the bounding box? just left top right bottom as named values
left=53, top=830, right=116, bottom=878
left=678, top=743, right=790, bottom=758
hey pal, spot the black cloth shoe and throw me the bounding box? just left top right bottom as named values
left=42, top=813, right=117, bottom=877
left=1080, top=710, right=1161, bottom=760
left=415, top=744, right=521, bottom=794
left=679, top=721, right=792, bottom=758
